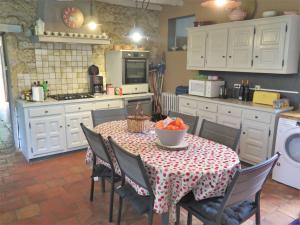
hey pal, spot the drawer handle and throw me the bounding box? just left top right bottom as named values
left=45, top=110, right=48, bottom=113
left=60, top=125, right=63, bottom=128
left=255, top=116, right=259, bottom=119
left=187, top=103, right=190, bottom=106
left=242, top=132, right=246, bottom=135
left=222, top=56, right=226, bottom=58
left=78, top=107, right=81, bottom=110
left=108, top=104, right=110, bottom=107
left=200, top=56, right=204, bottom=59
left=276, top=162, right=281, bottom=166
left=67, top=124, right=70, bottom=127
left=228, top=56, right=232, bottom=58
left=205, top=107, right=208, bottom=109
left=228, top=111, right=231, bottom=114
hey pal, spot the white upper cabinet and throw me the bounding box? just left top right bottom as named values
left=227, top=26, right=255, bottom=69
left=253, top=22, right=286, bottom=70
left=187, top=15, right=300, bottom=74
left=187, top=30, right=207, bottom=69
left=206, top=28, right=228, bottom=68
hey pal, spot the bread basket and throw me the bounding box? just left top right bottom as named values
left=127, top=103, right=150, bottom=133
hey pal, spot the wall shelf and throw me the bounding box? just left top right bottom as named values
left=33, top=35, right=111, bottom=45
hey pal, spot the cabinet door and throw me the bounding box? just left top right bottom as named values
left=253, top=22, right=287, bottom=70
left=206, top=28, right=228, bottom=68
left=240, top=120, right=270, bottom=164
left=66, top=112, right=92, bottom=149
left=187, top=30, right=207, bottom=69
left=227, top=26, right=255, bottom=69
left=30, top=116, right=65, bottom=156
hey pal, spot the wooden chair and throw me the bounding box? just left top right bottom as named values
left=108, top=137, right=155, bottom=225
left=199, top=119, right=241, bottom=151
left=91, top=108, right=127, bottom=126
left=80, top=123, right=121, bottom=222
left=176, top=153, right=280, bottom=225
left=168, top=111, right=199, bottom=135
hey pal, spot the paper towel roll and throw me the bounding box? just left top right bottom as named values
left=32, top=86, right=44, bottom=102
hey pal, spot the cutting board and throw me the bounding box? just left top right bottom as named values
left=280, top=111, right=300, bottom=120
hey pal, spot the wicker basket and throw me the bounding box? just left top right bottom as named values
left=127, top=115, right=150, bottom=133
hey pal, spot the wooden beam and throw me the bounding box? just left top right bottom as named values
left=95, top=0, right=162, bottom=11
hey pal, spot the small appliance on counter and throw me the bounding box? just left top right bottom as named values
left=253, top=91, right=280, bottom=106
left=106, top=50, right=149, bottom=95
left=32, top=86, right=44, bottom=102
left=189, top=80, right=225, bottom=98
left=88, top=65, right=104, bottom=95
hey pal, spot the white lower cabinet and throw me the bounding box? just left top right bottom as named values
left=66, top=112, right=93, bottom=149
left=179, top=96, right=288, bottom=164
left=29, top=115, right=66, bottom=156
left=240, top=120, right=270, bottom=163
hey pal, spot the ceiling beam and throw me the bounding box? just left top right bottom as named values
left=95, top=0, right=162, bottom=11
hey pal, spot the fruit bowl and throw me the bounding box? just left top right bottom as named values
left=155, top=118, right=188, bottom=146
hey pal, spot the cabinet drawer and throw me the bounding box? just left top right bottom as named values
left=244, top=110, right=272, bottom=124
left=179, top=98, right=197, bottom=109
left=95, top=100, right=124, bottom=110
left=217, top=115, right=241, bottom=129
left=218, top=105, right=242, bottom=118
left=198, top=102, right=218, bottom=113
left=179, top=107, right=197, bottom=116
left=65, top=103, right=94, bottom=113
left=29, top=106, right=64, bottom=118
left=198, top=110, right=217, bottom=122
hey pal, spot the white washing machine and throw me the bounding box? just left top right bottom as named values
left=272, top=115, right=300, bottom=189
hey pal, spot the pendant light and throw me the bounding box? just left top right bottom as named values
left=201, top=0, right=241, bottom=9
left=86, top=0, right=98, bottom=30
left=128, top=0, right=149, bottom=43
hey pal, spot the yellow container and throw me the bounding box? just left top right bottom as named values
left=253, top=91, right=280, bottom=106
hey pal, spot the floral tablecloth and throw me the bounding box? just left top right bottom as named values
left=85, top=120, right=240, bottom=224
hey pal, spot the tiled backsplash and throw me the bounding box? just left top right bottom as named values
left=17, top=43, right=94, bottom=95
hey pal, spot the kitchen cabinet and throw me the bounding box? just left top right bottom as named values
left=30, top=115, right=66, bottom=156
left=253, top=22, right=287, bottom=70
left=65, top=111, right=93, bottom=149
left=206, top=28, right=228, bottom=68
left=187, top=15, right=300, bottom=74
left=227, top=26, right=255, bottom=69
left=178, top=95, right=292, bottom=164
left=240, top=120, right=270, bottom=163
left=187, top=30, right=207, bottom=70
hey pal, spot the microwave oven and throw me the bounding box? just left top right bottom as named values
left=106, top=50, right=149, bottom=94
left=189, top=80, right=225, bottom=98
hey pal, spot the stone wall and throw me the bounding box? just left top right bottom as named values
left=0, top=0, right=160, bottom=99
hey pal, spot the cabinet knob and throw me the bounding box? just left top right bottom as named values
left=200, top=56, right=204, bottom=59
left=67, top=124, right=70, bottom=127
left=187, top=103, right=190, bottom=106
left=243, top=132, right=246, bottom=135
left=228, top=111, right=231, bottom=114
left=255, top=56, right=259, bottom=58
left=205, top=107, right=208, bottom=110
left=78, top=107, right=81, bottom=110
left=45, top=110, right=48, bottom=113
left=60, top=125, right=63, bottom=128
left=276, top=162, right=281, bottom=166
left=222, top=56, right=226, bottom=58
left=255, top=116, right=259, bottom=119
left=229, top=56, right=232, bottom=58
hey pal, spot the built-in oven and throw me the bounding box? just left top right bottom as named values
left=123, top=51, right=149, bottom=85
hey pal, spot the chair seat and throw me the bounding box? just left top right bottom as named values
left=181, top=195, right=256, bottom=225
left=115, top=184, right=151, bottom=215
left=92, top=164, right=122, bottom=182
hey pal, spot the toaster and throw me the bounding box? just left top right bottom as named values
left=253, top=91, right=280, bottom=106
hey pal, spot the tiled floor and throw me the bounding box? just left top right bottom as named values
left=0, top=150, right=299, bottom=225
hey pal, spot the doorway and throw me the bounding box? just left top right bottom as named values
left=0, top=34, right=14, bottom=152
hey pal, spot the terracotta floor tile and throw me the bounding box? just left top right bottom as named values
left=16, top=204, right=40, bottom=220
left=0, top=151, right=299, bottom=225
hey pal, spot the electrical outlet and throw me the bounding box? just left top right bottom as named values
left=233, top=84, right=241, bottom=89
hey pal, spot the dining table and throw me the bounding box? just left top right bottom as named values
left=85, top=120, right=241, bottom=225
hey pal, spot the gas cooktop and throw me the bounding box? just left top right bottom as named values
left=50, top=93, right=94, bottom=101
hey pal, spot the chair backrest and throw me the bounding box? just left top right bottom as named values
left=222, top=153, right=280, bottom=208
left=108, top=137, right=153, bottom=196
left=168, top=111, right=199, bottom=135
left=91, top=108, right=127, bottom=126
left=81, top=123, right=113, bottom=168
left=199, top=119, right=241, bottom=151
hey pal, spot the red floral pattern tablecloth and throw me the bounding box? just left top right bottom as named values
left=85, top=120, right=240, bottom=223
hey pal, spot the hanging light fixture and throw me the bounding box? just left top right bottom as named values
left=128, top=0, right=150, bottom=43
left=201, top=0, right=241, bottom=9
left=86, top=0, right=98, bottom=30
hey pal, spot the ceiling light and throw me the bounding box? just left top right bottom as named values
left=201, top=0, right=241, bottom=9
left=87, top=20, right=97, bottom=30
left=129, top=27, right=144, bottom=43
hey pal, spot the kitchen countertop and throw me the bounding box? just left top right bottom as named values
left=179, top=95, right=294, bottom=113
left=17, top=93, right=153, bottom=108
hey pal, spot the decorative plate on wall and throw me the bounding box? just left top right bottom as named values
left=62, top=7, right=84, bottom=29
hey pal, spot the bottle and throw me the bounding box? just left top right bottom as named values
left=42, top=81, right=49, bottom=99
left=238, top=80, right=245, bottom=101
left=244, top=80, right=250, bottom=101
